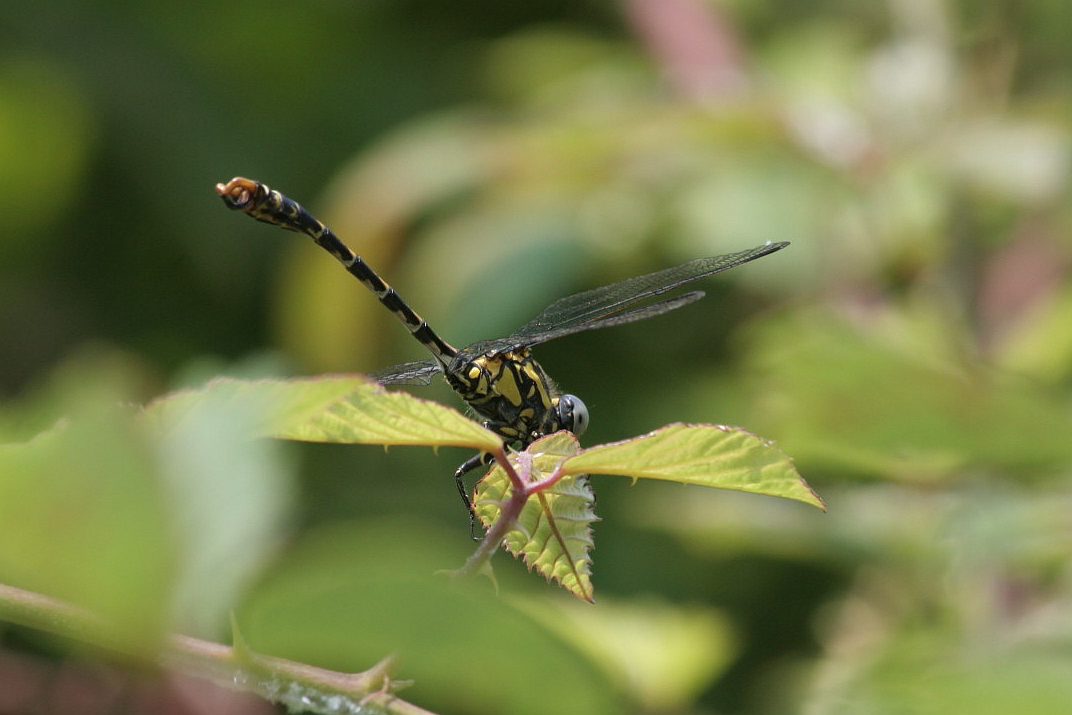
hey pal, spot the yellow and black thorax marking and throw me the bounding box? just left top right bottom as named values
left=445, top=348, right=563, bottom=444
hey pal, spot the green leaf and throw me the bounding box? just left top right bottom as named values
left=0, top=381, right=174, bottom=653
left=149, top=381, right=294, bottom=638
left=142, top=375, right=358, bottom=437
left=474, top=432, right=597, bottom=602
left=145, top=378, right=818, bottom=604
left=239, top=519, right=617, bottom=715
left=733, top=310, right=1072, bottom=477
left=143, top=375, right=500, bottom=451
left=0, top=356, right=302, bottom=646
left=562, top=423, right=824, bottom=510
left=517, top=596, right=737, bottom=713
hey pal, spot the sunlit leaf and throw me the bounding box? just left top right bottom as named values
left=142, top=375, right=359, bottom=437
left=143, top=375, right=500, bottom=451
left=474, top=432, right=597, bottom=602
left=563, top=423, right=824, bottom=509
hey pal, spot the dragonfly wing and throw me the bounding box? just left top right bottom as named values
left=415, top=242, right=787, bottom=364
left=370, top=359, right=442, bottom=386
left=489, top=291, right=705, bottom=351
left=511, top=241, right=788, bottom=339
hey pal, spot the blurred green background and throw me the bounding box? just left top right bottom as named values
left=2, top=0, right=1072, bottom=713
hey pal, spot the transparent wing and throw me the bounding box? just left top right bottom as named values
left=464, top=291, right=706, bottom=356
left=510, top=241, right=788, bottom=340
left=373, top=241, right=787, bottom=377
left=369, top=359, right=442, bottom=386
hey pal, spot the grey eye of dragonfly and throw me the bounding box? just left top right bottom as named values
left=217, top=176, right=788, bottom=538
left=558, top=394, right=588, bottom=436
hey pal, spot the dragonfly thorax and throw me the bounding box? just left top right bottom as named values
left=445, top=348, right=585, bottom=445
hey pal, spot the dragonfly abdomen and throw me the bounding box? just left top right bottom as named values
left=217, top=177, right=458, bottom=367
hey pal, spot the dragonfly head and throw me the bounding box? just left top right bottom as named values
left=556, top=394, right=589, bottom=437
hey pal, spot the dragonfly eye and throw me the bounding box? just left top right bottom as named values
left=558, top=394, right=589, bottom=436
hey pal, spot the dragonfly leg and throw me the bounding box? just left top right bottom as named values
left=455, top=452, right=495, bottom=540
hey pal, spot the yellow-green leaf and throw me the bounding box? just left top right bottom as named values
left=474, top=432, right=597, bottom=601
left=143, top=375, right=500, bottom=451
left=563, top=423, right=824, bottom=510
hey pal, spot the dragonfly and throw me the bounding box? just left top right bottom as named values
left=216, top=177, right=789, bottom=534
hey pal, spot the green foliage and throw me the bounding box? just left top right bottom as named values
left=566, top=423, right=823, bottom=507
left=720, top=308, right=1072, bottom=478
left=474, top=432, right=599, bottom=601
left=0, top=356, right=292, bottom=650
left=0, top=363, right=815, bottom=711
left=237, top=520, right=617, bottom=715
left=5, top=1, right=1072, bottom=713
left=472, top=425, right=821, bottom=600
left=149, top=375, right=818, bottom=602
left=518, top=596, right=737, bottom=714
left=0, top=402, right=172, bottom=655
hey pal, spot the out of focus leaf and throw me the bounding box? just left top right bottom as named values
left=0, top=368, right=174, bottom=653
left=517, top=596, right=737, bottom=714
left=239, top=519, right=617, bottom=715
left=0, top=357, right=304, bottom=647
left=822, top=635, right=1072, bottom=715
left=942, top=118, right=1068, bottom=202
left=151, top=381, right=294, bottom=638
left=996, top=284, right=1072, bottom=383
left=735, top=310, right=1072, bottom=476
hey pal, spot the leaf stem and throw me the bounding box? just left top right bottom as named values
left=452, top=446, right=524, bottom=575
left=452, top=446, right=573, bottom=581
left=0, top=581, right=438, bottom=715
